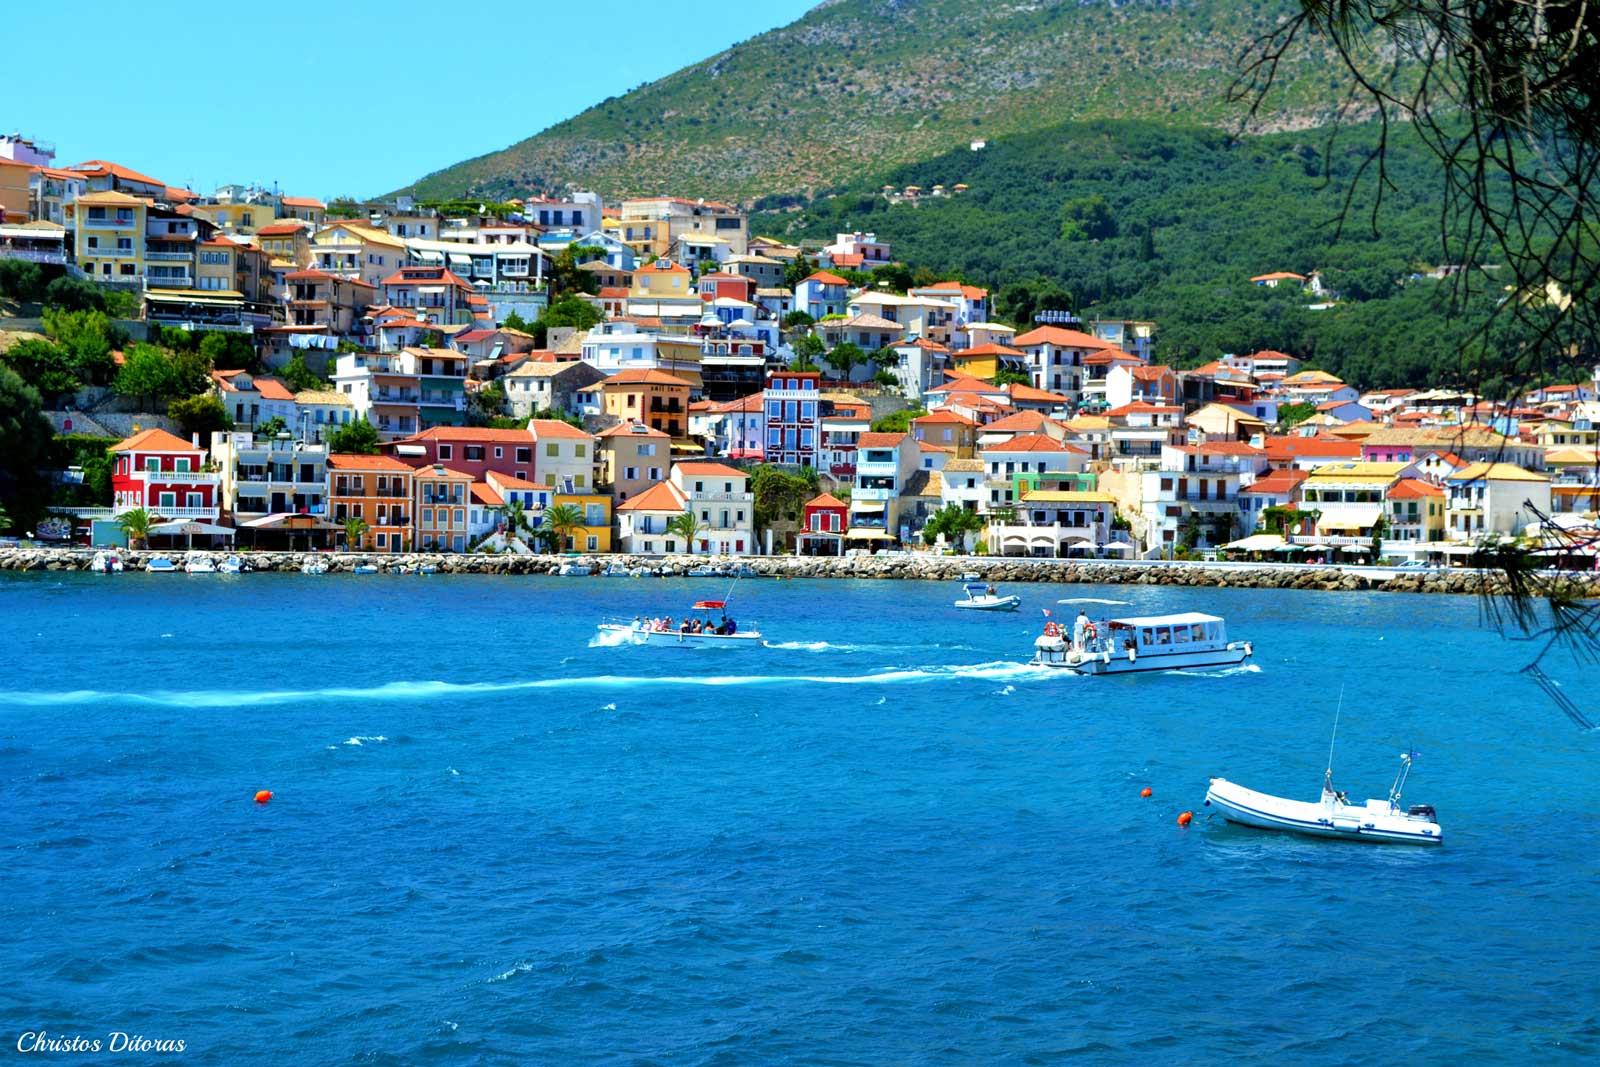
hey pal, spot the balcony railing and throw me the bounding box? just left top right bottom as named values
left=0, top=248, right=65, bottom=265
left=690, top=491, right=753, bottom=503
left=132, top=469, right=218, bottom=484
left=144, top=251, right=192, bottom=262
left=85, top=215, right=134, bottom=227
left=115, top=503, right=219, bottom=520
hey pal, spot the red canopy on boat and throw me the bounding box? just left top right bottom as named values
left=693, top=600, right=726, bottom=609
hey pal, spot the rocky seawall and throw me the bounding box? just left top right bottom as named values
left=3, top=546, right=1594, bottom=597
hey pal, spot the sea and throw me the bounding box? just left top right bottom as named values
left=1, top=572, right=1596, bottom=1065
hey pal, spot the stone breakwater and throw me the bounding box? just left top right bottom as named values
left=4, top=546, right=1595, bottom=597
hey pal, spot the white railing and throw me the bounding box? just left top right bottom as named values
left=132, top=470, right=218, bottom=484
left=690, top=491, right=754, bottom=503
left=144, top=251, right=191, bottom=262
left=146, top=275, right=194, bottom=288
left=0, top=248, right=65, bottom=265
left=114, top=503, right=220, bottom=520
left=85, top=215, right=134, bottom=227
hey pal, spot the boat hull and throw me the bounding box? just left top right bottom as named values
left=1204, top=778, right=1442, bottom=845
left=1035, top=643, right=1252, bottom=674
left=597, top=624, right=763, bottom=647
left=954, top=596, right=1020, bottom=612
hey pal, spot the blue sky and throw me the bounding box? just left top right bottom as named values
left=8, top=0, right=815, bottom=200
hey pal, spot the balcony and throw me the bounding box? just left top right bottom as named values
left=690, top=491, right=754, bottom=504
left=146, top=275, right=194, bottom=289
left=0, top=248, right=65, bottom=265
left=145, top=251, right=192, bottom=262
left=82, top=247, right=135, bottom=259
left=86, top=215, right=134, bottom=228
left=115, top=503, right=220, bottom=521
left=829, top=463, right=857, bottom=477
left=131, top=469, right=218, bottom=484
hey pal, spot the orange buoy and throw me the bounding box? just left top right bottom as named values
left=1140, top=787, right=1153, bottom=798
left=1177, top=810, right=1193, bottom=827
left=254, top=790, right=273, bottom=804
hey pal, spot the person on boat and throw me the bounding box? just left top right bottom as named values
left=726, top=617, right=737, bottom=635
left=1073, top=611, right=1089, bottom=651
left=986, top=584, right=997, bottom=596
left=680, top=618, right=692, bottom=634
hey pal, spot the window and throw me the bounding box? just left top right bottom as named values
left=465, top=446, right=484, bottom=461
left=493, top=447, right=503, bottom=459
left=546, top=443, right=559, bottom=457
left=624, top=466, right=638, bottom=480
left=423, top=508, right=433, bottom=525
left=174, top=458, right=191, bottom=473
left=575, top=444, right=587, bottom=458
left=438, top=445, right=453, bottom=460
left=376, top=533, right=387, bottom=549
left=638, top=443, right=656, bottom=457
left=516, top=447, right=531, bottom=463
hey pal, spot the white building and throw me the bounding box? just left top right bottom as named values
left=1444, top=462, right=1552, bottom=540
left=615, top=462, right=757, bottom=555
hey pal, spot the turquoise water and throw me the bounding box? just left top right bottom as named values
left=2, top=573, right=1597, bottom=1064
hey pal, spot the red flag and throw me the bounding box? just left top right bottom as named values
left=1042, top=608, right=1052, bottom=617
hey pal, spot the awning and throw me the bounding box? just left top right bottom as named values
left=1098, top=541, right=1135, bottom=552
left=1224, top=533, right=1286, bottom=551
left=150, top=520, right=234, bottom=537
left=413, top=249, right=444, bottom=264
left=145, top=290, right=245, bottom=306
left=846, top=528, right=892, bottom=540
left=448, top=254, right=471, bottom=268
left=1317, top=520, right=1368, bottom=531
left=852, top=500, right=886, bottom=513
left=240, top=513, right=340, bottom=530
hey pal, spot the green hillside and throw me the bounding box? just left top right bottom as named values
left=759, top=119, right=1501, bottom=391
left=399, top=0, right=1351, bottom=202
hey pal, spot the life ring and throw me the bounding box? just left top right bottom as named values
left=1044, top=622, right=1061, bottom=637
left=1083, top=622, right=1098, bottom=640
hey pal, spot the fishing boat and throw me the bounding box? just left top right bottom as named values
left=184, top=553, right=218, bottom=574
left=218, top=555, right=247, bottom=574
left=144, top=556, right=178, bottom=573
left=1205, top=751, right=1442, bottom=846
left=596, top=599, right=762, bottom=647
left=1033, top=610, right=1251, bottom=674
left=90, top=551, right=123, bottom=573
left=686, top=565, right=725, bottom=578
left=415, top=564, right=438, bottom=575
left=556, top=561, right=589, bottom=576
left=601, top=564, right=632, bottom=577
left=954, top=582, right=1021, bottom=612
left=301, top=559, right=328, bottom=575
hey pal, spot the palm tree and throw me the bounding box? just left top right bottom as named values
left=342, top=516, right=369, bottom=552
left=0, top=501, right=9, bottom=534
left=541, top=503, right=585, bottom=553
left=118, top=507, right=153, bottom=549
left=667, top=511, right=703, bottom=555
left=498, top=498, right=532, bottom=547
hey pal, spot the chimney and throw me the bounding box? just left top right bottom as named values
left=191, top=432, right=200, bottom=448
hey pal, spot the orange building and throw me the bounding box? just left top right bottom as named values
left=327, top=453, right=416, bottom=552
left=413, top=463, right=472, bottom=552
left=601, top=368, right=693, bottom=438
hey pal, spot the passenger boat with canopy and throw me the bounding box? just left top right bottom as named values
left=597, top=599, right=763, bottom=647
left=1032, top=610, right=1252, bottom=674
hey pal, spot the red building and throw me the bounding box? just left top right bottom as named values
left=384, top=427, right=537, bottom=482
left=697, top=273, right=755, bottom=303
left=798, top=492, right=849, bottom=556
left=763, top=370, right=821, bottom=466
left=110, top=428, right=220, bottom=521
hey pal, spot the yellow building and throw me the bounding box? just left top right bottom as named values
left=949, top=343, right=1026, bottom=383
left=72, top=190, right=147, bottom=281
left=601, top=369, right=693, bottom=439
left=628, top=258, right=693, bottom=299
left=0, top=158, right=31, bottom=223
left=196, top=236, right=273, bottom=303
left=311, top=222, right=407, bottom=287
left=554, top=491, right=613, bottom=553
left=277, top=196, right=326, bottom=227
left=192, top=201, right=273, bottom=234
left=256, top=220, right=313, bottom=268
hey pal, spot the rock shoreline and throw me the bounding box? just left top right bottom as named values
left=3, top=546, right=1591, bottom=597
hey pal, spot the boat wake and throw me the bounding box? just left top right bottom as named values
left=587, top=627, right=634, bottom=648
left=0, top=662, right=1054, bottom=709
left=1163, top=663, right=1263, bottom=678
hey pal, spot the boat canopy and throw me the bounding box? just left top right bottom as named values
left=1107, top=611, right=1224, bottom=628
left=693, top=600, right=726, bottom=609
left=963, top=583, right=989, bottom=592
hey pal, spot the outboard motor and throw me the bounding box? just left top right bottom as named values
left=1407, top=804, right=1436, bottom=820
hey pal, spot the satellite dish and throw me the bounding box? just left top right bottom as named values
left=1291, top=523, right=1303, bottom=535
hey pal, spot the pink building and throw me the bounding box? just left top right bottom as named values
left=798, top=492, right=849, bottom=556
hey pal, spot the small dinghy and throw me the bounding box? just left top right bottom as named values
left=184, top=552, right=217, bottom=574
left=145, top=556, right=178, bottom=573
left=954, top=582, right=1020, bottom=612
left=301, top=559, right=328, bottom=575
left=352, top=564, right=379, bottom=575
left=90, top=551, right=124, bottom=573
left=1205, top=701, right=1441, bottom=845
left=218, top=555, right=247, bottom=574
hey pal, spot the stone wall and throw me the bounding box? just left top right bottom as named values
left=5, top=546, right=1596, bottom=599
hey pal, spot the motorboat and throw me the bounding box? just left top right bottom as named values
left=1033, top=610, right=1251, bottom=674
left=602, top=564, right=632, bottom=577
left=1205, top=751, right=1442, bottom=845
left=352, top=564, right=379, bottom=575
left=184, top=553, right=218, bottom=574
left=556, top=561, right=589, bottom=576
left=144, top=556, right=178, bottom=573
left=90, top=551, right=124, bottom=573
left=596, top=599, right=762, bottom=647
left=218, top=555, right=247, bottom=574
left=416, top=564, right=438, bottom=575
left=954, top=582, right=1020, bottom=612
left=301, top=559, right=328, bottom=575
left=687, top=565, right=725, bottom=577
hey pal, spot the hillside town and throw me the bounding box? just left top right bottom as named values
left=2, top=137, right=1596, bottom=565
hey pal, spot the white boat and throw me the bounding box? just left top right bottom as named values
left=218, top=555, right=246, bottom=574
left=301, top=559, right=328, bottom=575
left=352, top=564, right=379, bottom=575
left=954, top=582, right=1020, bottom=612
left=1205, top=751, right=1442, bottom=846
left=184, top=553, right=218, bottom=574
left=416, top=564, right=438, bottom=575
left=958, top=572, right=980, bottom=582
left=145, top=556, right=178, bottom=573
left=602, top=564, right=632, bottom=577
left=556, top=561, right=589, bottom=576
left=1033, top=610, right=1252, bottom=674
left=687, top=565, right=724, bottom=577
left=90, top=551, right=124, bottom=573
left=596, top=599, right=762, bottom=647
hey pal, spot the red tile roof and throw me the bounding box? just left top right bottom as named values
left=802, top=270, right=849, bottom=286
left=399, top=427, right=534, bottom=444
left=328, top=454, right=415, bottom=471
left=253, top=376, right=295, bottom=402
left=856, top=432, right=909, bottom=448
left=912, top=410, right=979, bottom=426
left=806, top=492, right=848, bottom=509
left=616, top=480, right=687, bottom=513
left=111, top=427, right=197, bottom=453
left=675, top=461, right=747, bottom=477
left=956, top=343, right=1025, bottom=357
left=1011, top=326, right=1113, bottom=349
left=1240, top=468, right=1309, bottom=495
left=471, top=483, right=504, bottom=506
left=985, top=433, right=1083, bottom=453
left=528, top=419, right=594, bottom=441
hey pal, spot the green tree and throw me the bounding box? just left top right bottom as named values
left=168, top=394, right=233, bottom=440
left=793, top=332, right=825, bottom=362
left=922, top=504, right=984, bottom=549
left=0, top=364, right=54, bottom=532
left=870, top=406, right=926, bottom=433
left=113, top=343, right=181, bottom=409
left=782, top=253, right=816, bottom=289
left=0, top=500, right=8, bottom=533
left=343, top=515, right=370, bottom=552
left=42, top=276, right=108, bottom=313
left=498, top=498, right=534, bottom=546
left=992, top=368, right=1031, bottom=386
left=528, top=294, right=604, bottom=346
left=256, top=416, right=289, bottom=439
left=541, top=502, right=585, bottom=552
left=667, top=511, right=703, bottom=554
left=1277, top=402, right=1316, bottom=428
left=326, top=417, right=381, bottom=454
left=0, top=259, right=46, bottom=302
left=782, top=310, right=816, bottom=330
left=823, top=340, right=867, bottom=379
left=550, top=245, right=603, bottom=295
left=468, top=382, right=508, bottom=425
left=869, top=262, right=914, bottom=292
left=2, top=338, right=78, bottom=399
left=1060, top=194, right=1117, bottom=241
left=117, top=507, right=153, bottom=549
left=280, top=353, right=328, bottom=392
left=749, top=464, right=819, bottom=534
left=198, top=331, right=258, bottom=372
left=42, top=307, right=121, bottom=386
left=502, top=310, right=532, bottom=333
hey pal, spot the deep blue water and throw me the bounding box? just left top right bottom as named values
left=1, top=573, right=1597, bottom=1065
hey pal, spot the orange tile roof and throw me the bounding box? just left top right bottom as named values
left=1170, top=441, right=1266, bottom=456
left=1104, top=402, right=1181, bottom=416
left=471, top=483, right=504, bottom=506
left=604, top=368, right=693, bottom=387
left=1240, top=468, right=1308, bottom=495
left=67, top=159, right=169, bottom=187
left=616, top=480, right=687, bottom=512
left=529, top=419, right=594, bottom=441
left=1387, top=477, right=1444, bottom=499
left=857, top=432, right=909, bottom=448
left=675, top=461, right=746, bottom=477
left=328, top=453, right=415, bottom=471
left=1130, top=365, right=1174, bottom=380
left=1011, top=326, right=1113, bottom=349
left=598, top=420, right=670, bottom=439
left=279, top=196, right=325, bottom=208
left=1005, top=383, right=1070, bottom=404
left=982, top=410, right=1060, bottom=433
left=111, top=427, right=197, bottom=452
left=802, top=270, right=849, bottom=286
left=254, top=376, right=295, bottom=401
left=806, top=492, right=848, bottom=509
left=414, top=464, right=471, bottom=480
left=984, top=433, right=1082, bottom=453
left=956, top=343, right=1025, bottom=357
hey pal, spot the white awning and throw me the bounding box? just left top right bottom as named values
left=1098, top=541, right=1135, bottom=552
left=1224, top=533, right=1286, bottom=551
left=150, top=520, right=234, bottom=536
left=852, top=500, right=886, bottom=513
left=846, top=528, right=892, bottom=540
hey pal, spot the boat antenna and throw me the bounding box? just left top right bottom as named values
left=1325, top=685, right=1344, bottom=792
